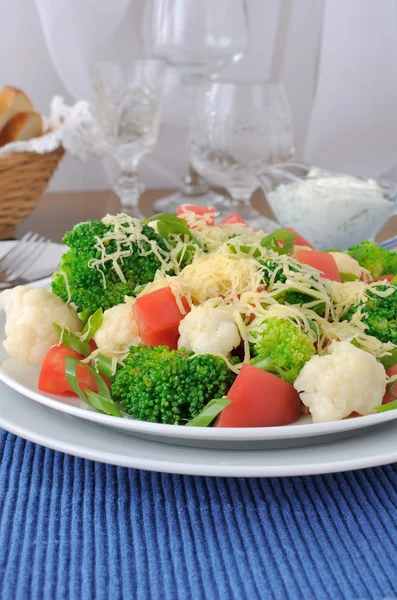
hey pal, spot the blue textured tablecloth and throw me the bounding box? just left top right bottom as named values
left=1, top=429, right=397, bottom=600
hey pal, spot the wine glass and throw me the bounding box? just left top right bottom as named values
left=91, top=60, right=165, bottom=218
left=142, top=0, right=249, bottom=213
left=189, top=81, right=295, bottom=227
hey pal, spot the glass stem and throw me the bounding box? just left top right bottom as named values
left=182, top=80, right=210, bottom=197
left=229, top=191, right=253, bottom=210
left=114, top=160, right=145, bottom=219
left=183, top=164, right=210, bottom=196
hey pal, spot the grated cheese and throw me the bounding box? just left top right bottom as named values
left=329, top=280, right=396, bottom=320
left=59, top=270, right=72, bottom=304
left=178, top=251, right=264, bottom=305
left=88, top=213, right=174, bottom=289
left=80, top=212, right=397, bottom=374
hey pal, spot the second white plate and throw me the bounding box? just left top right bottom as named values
left=1, top=381, right=397, bottom=477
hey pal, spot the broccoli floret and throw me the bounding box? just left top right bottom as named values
left=348, top=240, right=397, bottom=279
left=343, top=284, right=397, bottom=345
left=111, top=345, right=236, bottom=424
left=250, top=317, right=316, bottom=383
left=51, top=219, right=170, bottom=315
left=260, top=260, right=326, bottom=315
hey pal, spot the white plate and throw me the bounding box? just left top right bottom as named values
left=1, top=380, right=397, bottom=476
left=0, top=240, right=65, bottom=286
left=1, top=271, right=396, bottom=450
left=0, top=296, right=396, bottom=449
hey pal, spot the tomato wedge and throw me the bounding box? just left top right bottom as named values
left=38, top=344, right=106, bottom=396
left=375, top=274, right=396, bottom=283
left=295, top=249, right=340, bottom=282
left=132, top=287, right=190, bottom=350
left=215, top=364, right=301, bottom=427
left=383, top=365, right=397, bottom=404
left=220, top=212, right=247, bottom=226
left=285, top=228, right=315, bottom=249
left=177, top=204, right=216, bottom=226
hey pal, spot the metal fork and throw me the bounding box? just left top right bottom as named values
left=0, top=234, right=52, bottom=286
left=0, top=232, right=39, bottom=271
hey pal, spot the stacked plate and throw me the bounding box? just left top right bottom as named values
left=1, top=241, right=397, bottom=477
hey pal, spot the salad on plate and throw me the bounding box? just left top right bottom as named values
left=0, top=205, right=396, bottom=428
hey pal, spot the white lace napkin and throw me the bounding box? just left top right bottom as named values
left=0, top=96, right=104, bottom=160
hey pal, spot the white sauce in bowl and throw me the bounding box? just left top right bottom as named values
left=267, top=169, right=394, bottom=250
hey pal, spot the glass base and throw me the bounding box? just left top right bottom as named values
left=154, top=190, right=232, bottom=216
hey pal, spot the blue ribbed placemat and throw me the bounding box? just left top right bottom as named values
left=1, top=429, right=397, bottom=600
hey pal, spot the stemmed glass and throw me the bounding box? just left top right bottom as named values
left=142, top=0, right=249, bottom=212
left=189, top=81, right=295, bottom=227
left=91, top=60, right=165, bottom=218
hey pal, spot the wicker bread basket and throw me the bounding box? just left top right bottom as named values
left=0, top=146, right=64, bottom=239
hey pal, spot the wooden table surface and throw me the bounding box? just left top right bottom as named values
left=17, top=188, right=397, bottom=244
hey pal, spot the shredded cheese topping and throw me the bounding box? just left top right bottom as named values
left=77, top=212, right=396, bottom=373
left=88, top=214, right=174, bottom=288
left=59, top=270, right=71, bottom=304
left=329, top=280, right=395, bottom=320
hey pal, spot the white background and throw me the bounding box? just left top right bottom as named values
left=3, top=0, right=397, bottom=191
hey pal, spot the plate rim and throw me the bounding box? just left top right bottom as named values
left=1, top=360, right=397, bottom=442
left=2, top=381, right=397, bottom=477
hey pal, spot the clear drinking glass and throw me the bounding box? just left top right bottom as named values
left=142, top=0, right=249, bottom=212
left=91, top=60, right=165, bottom=217
left=143, top=0, right=249, bottom=84
left=189, top=81, right=295, bottom=226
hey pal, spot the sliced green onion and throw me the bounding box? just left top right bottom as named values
left=227, top=243, right=261, bottom=258
left=186, top=397, right=232, bottom=427
left=65, top=356, right=123, bottom=418
left=81, top=308, right=103, bottom=342
left=78, top=308, right=91, bottom=325
left=350, top=338, right=362, bottom=349
left=145, top=212, right=203, bottom=248
left=375, top=399, right=397, bottom=412
left=379, top=348, right=397, bottom=370
left=91, top=353, right=117, bottom=378
left=307, top=318, right=322, bottom=336
left=260, top=229, right=296, bottom=255
left=340, top=272, right=360, bottom=282
left=142, top=212, right=186, bottom=225
left=53, top=323, right=91, bottom=356
left=157, top=221, right=174, bottom=239
left=85, top=390, right=123, bottom=417
left=65, top=356, right=111, bottom=400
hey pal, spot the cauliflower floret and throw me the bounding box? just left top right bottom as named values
left=94, top=302, right=141, bottom=355
left=178, top=302, right=241, bottom=356
left=329, top=252, right=371, bottom=281
left=294, top=340, right=387, bottom=423
left=0, top=286, right=82, bottom=365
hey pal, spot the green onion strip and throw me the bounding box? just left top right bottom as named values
left=186, top=397, right=232, bottom=427
left=91, top=353, right=117, bottom=378
left=260, top=229, right=296, bottom=255
left=53, top=323, right=91, bottom=356
left=65, top=356, right=122, bottom=417
left=81, top=308, right=103, bottom=342
left=379, top=348, right=397, bottom=371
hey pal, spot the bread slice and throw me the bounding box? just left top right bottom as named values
left=0, top=86, right=33, bottom=133
left=0, top=111, right=42, bottom=146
